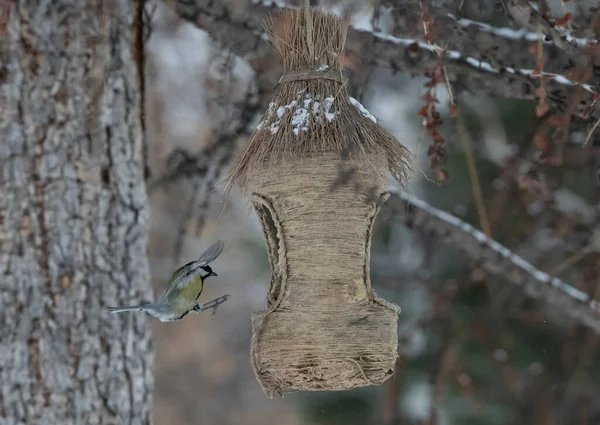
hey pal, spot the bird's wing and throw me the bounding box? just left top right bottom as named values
left=158, top=240, right=224, bottom=302
left=156, top=260, right=195, bottom=303
left=168, top=260, right=195, bottom=286
left=161, top=274, right=204, bottom=309
left=195, top=239, right=225, bottom=266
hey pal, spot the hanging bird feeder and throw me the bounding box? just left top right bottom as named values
left=226, top=7, right=412, bottom=397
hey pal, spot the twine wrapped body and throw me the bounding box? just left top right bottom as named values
left=225, top=7, right=412, bottom=397
left=248, top=153, right=400, bottom=396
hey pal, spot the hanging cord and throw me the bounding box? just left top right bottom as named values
left=275, top=67, right=346, bottom=89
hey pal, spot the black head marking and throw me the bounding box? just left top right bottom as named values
left=201, top=265, right=217, bottom=278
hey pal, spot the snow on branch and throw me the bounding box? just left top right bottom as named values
left=446, top=12, right=595, bottom=48
left=378, top=0, right=591, bottom=76
left=384, top=189, right=600, bottom=334
left=172, top=0, right=599, bottom=119
left=525, top=0, right=589, bottom=50
left=368, top=32, right=595, bottom=94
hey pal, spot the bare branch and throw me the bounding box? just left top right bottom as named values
left=382, top=190, right=600, bottom=334
left=148, top=78, right=261, bottom=192
left=446, top=12, right=596, bottom=48
left=379, top=0, right=592, bottom=75
left=502, top=0, right=588, bottom=53
left=171, top=0, right=599, bottom=119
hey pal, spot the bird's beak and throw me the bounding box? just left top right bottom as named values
left=210, top=271, right=218, bottom=277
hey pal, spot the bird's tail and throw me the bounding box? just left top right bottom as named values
left=104, top=304, right=151, bottom=314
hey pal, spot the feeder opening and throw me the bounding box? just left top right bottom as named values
left=253, top=194, right=286, bottom=310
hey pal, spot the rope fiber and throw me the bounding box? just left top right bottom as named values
left=248, top=153, right=401, bottom=397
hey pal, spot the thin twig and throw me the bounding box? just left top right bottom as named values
left=548, top=244, right=594, bottom=277
left=584, top=118, right=600, bottom=147
left=381, top=359, right=401, bottom=424
left=456, top=110, right=492, bottom=237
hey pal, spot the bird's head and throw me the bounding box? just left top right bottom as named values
left=199, top=265, right=218, bottom=280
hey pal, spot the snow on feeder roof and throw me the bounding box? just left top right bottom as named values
left=226, top=7, right=413, bottom=397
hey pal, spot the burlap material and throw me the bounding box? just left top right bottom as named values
left=247, top=153, right=400, bottom=397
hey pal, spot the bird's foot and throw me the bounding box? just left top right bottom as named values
left=193, top=294, right=231, bottom=316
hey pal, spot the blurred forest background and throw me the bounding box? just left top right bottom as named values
left=2, top=0, right=600, bottom=424
left=146, top=0, right=600, bottom=424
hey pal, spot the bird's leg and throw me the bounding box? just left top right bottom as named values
left=192, top=294, right=231, bottom=316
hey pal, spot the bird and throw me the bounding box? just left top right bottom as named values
left=104, top=240, right=230, bottom=322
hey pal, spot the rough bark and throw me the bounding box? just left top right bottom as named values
left=0, top=1, right=154, bottom=424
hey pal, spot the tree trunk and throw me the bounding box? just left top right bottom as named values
left=0, top=1, right=154, bottom=424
